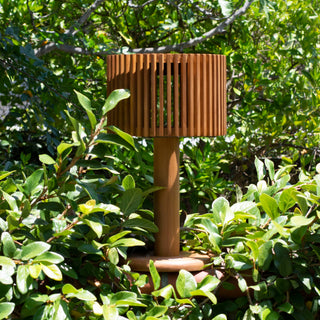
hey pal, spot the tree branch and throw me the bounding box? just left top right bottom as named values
left=35, top=0, right=254, bottom=57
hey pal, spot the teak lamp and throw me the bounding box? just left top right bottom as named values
left=106, top=53, right=226, bottom=282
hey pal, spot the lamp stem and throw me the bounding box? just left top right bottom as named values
left=154, top=137, right=180, bottom=257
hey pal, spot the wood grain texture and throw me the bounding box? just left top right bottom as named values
left=106, top=53, right=226, bottom=137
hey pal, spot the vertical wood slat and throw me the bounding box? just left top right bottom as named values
left=174, top=54, right=179, bottom=137
left=166, top=55, right=172, bottom=136
left=118, top=54, right=129, bottom=132
left=195, top=54, right=201, bottom=135
left=181, top=54, right=187, bottom=136
left=107, top=53, right=226, bottom=137
left=208, top=54, right=213, bottom=136
left=217, top=55, right=221, bottom=136
left=202, top=54, right=207, bottom=136
left=137, top=55, right=143, bottom=136
left=129, top=54, right=136, bottom=134
left=159, top=54, right=164, bottom=136
left=143, top=55, right=149, bottom=136
left=213, top=55, right=218, bottom=136
left=188, top=54, right=194, bottom=136
left=151, top=54, right=157, bottom=136
left=223, top=56, right=227, bottom=134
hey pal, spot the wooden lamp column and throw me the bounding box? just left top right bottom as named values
left=107, top=53, right=226, bottom=276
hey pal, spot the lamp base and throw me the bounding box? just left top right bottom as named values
left=128, top=252, right=216, bottom=294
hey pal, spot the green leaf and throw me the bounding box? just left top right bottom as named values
left=0, top=256, right=15, bottom=285
left=24, top=169, right=43, bottom=196
left=122, top=175, right=135, bottom=190
left=57, top=142, right=73, bottom=156
left=211, top=197, right=233, bottom=225
left=290, top=215, right=314, bottom=226
left=42, top=263, right=63, bottom=281
left=39, top=154, right=56, bottom=165
left=108, top=125, right=136, bottom=150
left=120, top=188, right=143, bottom=215
left=110, top=238, right=145, bottom=248
left=212, top=315, right=227, bottom=320
left=2, top=191, right=18, bottom=211
left=110, top=291, right=146, bottom=307
left=17, top=264, right=31, bottom=294
left=75, top=90, right=97, bottom=130
left=29, top=264, right=42, bottom=279
left=192, top=289, right=218, bottom=304
left=149, top=260, right=161, bottom=290
left=198, top=275, right=220, bottom=292
left=123, top=218, right=159, bottom=233
left=176, top=270, right=197, bottom=298
left=78, top=199, right=96, bottom=215
left=152, top=285, right=174, bottom=299
left=279, top=188, right=296, bottom=212
left=0, top=302, right=14, bottom=320
left=21, top=242, right=51, bottom=260
left=145, top=306, right=168, bottom=318
left=265, top=158, right=275, bottom=181
left=274, top=242, right=292, bottom=277
left=83, top=218, right=103, bottom=238
left=255, top=156, right=265, bottom=181
left=257, top=241, right=273, bottom=270
left=0, top=171, right=15, bottom=181
left=260, top=193, right=279, bottom=220
left=1, top=232, right=16, bottom=258
left=63, top=283, right=96, bottom=301
left=218, top=0, right=233, bottom=16
left=102, top=305, right=118, bottom=320
left=33, top=252, right=64, bottom=264
left=102, top=89, right=130, bottom=115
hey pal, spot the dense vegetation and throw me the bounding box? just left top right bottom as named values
left=1, top=0, right=320, bottom=319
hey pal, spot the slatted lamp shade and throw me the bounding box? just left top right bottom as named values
left=107, top=54, right=226, bottom=137
left=107, top=54, right=226, bottom=263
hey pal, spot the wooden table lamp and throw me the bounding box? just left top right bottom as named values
left=107, top=53, right=226, bottom=279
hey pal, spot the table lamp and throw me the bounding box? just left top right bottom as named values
left=106, top=53, right=226, bottom=283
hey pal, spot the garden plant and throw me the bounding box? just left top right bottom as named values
left=1, top=91, right=320, bottom=319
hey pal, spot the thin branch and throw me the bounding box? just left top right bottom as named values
left=68, top=0, right=108, bottom=37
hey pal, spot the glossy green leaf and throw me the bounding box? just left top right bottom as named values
left=110, top=291, right=146, bottom=307
left=42, top=263, right=63, bottom=281
left=0, top=171, right=15, bottom=181
left=0, top=302, right=14, bottom=320
left=120, top=188, right=143, bottom=215
left=279, top=188, right=296, bottom=212
left=123, top=217, right=158, bottom=233
left=190, top=289, right=217, bottom=304
left=257, top=241, right=273, bottom=270
left=152, top=285, right=174, bottom=299
left=102, top=89, right=130, bottom=115
left=24, top=169, right=43, bottom=196
left=260, top=193, right=279, bottom=220
left=198, top=275, right=220, bottom=292
left=145, top=306, right=168, bottom=318
left=110, top=238, right=145, bottom=248
left=21, top=242, right=51, bottom=261
left=255, top=156, right=265, bottom=181
left=1, top=232, right=16, bottom=258
left=75, top=90, right=97, bottom=130
left=17, top=264, right=30, bottom=294
left=102, top=305, right=119, bottom=320
left=39, top=154, right=56, bottom=165
left=149, top=260, right=160, bottom=290
left=265, top=158, right=275, bottom=181
left=218, top=0, right=233, bottom=16
left=29, top=264, right=42, bottom=279
left=122, top=174, right=135, bottom=190
left=274, top=242, right=292, bottom=277
left=176, top=270, right=197, bottom=298
left=108, top=125, right=136, bottom=150
left=33, top=252, right=64, bottom=264
left=83, top=218, right=103, bottom=238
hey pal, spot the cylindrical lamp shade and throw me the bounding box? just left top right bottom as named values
left=106, top=54, right=227, bottom=137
